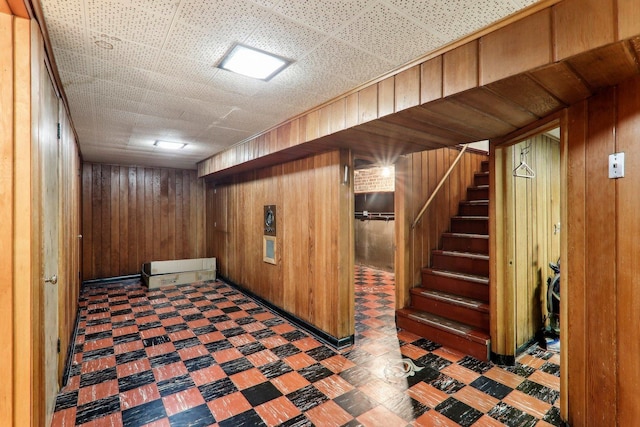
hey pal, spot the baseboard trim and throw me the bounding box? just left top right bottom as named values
left=61, top=305, right=82, bottom=388
left=219, top=275, right=354, bottom=350
left=490, top=351, right=515, bottom=366
left=82, top=274, right=142, bottom=286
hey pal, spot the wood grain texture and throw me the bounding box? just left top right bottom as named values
left=420, top=56, right=442, bottom=104
left=394, top=147, right=487, bottom=304
left=395, top=65, right=420, bottom=112
left=82, top=164, right=207, bottom=280
left=613, top=77, right=640, bottom=425
left=0, top=13, right=14, bottom=425
left=553, top=0, right=615, bottom=61
left=443, top=41, right=478, bottom=97
left=480, top=9, right=552, bottom=85
left=206, top=150, right=353, bottom=338
left=618, top=0, right=640, bottom=40
left=378, top=76, right=395, bottom=118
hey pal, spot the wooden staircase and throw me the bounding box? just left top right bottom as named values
left=397, top=160, right=490, bottom=361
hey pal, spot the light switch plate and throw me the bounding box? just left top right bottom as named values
left=609, top=152, right=625, bottom=178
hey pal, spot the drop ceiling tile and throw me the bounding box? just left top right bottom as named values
left=154, top=53, right=219, bottom=85
left=304, top=38, right=395, bottom=83
left=163, top=21, right=233, bottom=64
left=40, top=0, right=85, bottom=26
left=90, top=57, right=152, bottom=88
left=274, top=0, right=371, bottom=34
left=85, top=0, right=173, bottom=48
left=272, top=62, right=356, bottom=96
left=94, top=95, right=143, bottom=115
left=45, top=18, right=88, bottom=54
left=178, top=0, right=268, bottom=39
left=208, top=70, right=269, bottom=97
left=196, top=125, right=255, bottom=147
left=79, top=77, right=147, bottom=102
left=85, top=31, right=160, bottom=70
left=336, top=3, right=444, bottom=65
left=129, top=0, right=181, bottom=16
left=244, top=13, right=327, bottom=60
left=216, top=109, right=280, bottom=134
left=52, top=49, right=94, bottom=77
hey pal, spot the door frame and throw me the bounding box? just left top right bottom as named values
left=489, top=111, right=568, bottom=419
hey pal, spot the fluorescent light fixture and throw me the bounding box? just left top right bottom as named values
left=218, top=43, right=291, bottom=81
left=154, top=140, right=186, bottom=150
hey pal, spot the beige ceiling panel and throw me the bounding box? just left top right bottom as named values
left=208, top=69, right=269, bottom=97
left=85, top=0, right=174, bottom=48
left=129, top=0, right=181, bottom=16
left=244, top=13, right=327, bottom=60
left=40, top=0, right=85, bottom=26
left=304, top=38, right=394, bottom=83
left=50, top=49, right=94, bottom=77
left=85, top=31, right=160, bottom=70
left=94, top=95, right=143, bottom=115
left=44, top=18, right=88, bottom=54
left=154, top=53, right=219, bottom=85
left=91, top=57, right=152, bottom=88
left=274, top=0, right=370, bottom=34
left=272, top=62, right=356, bottom=96
left=163, top=21, right=232, bottom=64
left=336, top=3, right=444, bottom=64
left=178, top=0, right=267, bottom=37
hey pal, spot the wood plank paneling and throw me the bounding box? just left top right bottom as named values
left=553, top=0, right=615, bottom=61
left=394, top=147, right=487, bottom=303
left=614, top=75, right=640, bottom=426
left=618, top=0, right=640, bottom=40
left=420, top=56, right=442, bottom=104
left=81, top=164, right=207, bottom=280
left=480, top=9, right=552, bottom=85
left=395, top=65, right=420, bottom=112
left=443, top=41, right=478, bottom=97
left=501, top=135, right=561, bottom=348
left=584, top=87, right=617, bottom=425
left=378, top=76, right=395, bottom=118
left=0, top=13, right=14, bottom=425
left=206, top=150, right=353, bottom=339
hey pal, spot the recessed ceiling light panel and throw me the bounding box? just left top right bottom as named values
left=218, top=43, right=291, bottom=81
left=154, top=140, right=187, bottom=150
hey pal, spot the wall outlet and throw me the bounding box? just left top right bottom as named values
left=609, top=152, right=625, bottom=179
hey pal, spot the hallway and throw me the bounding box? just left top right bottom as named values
left=52, top=266, right=560, bottom=426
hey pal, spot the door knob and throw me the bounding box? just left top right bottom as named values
left=45, top=274, right=58, bottom=285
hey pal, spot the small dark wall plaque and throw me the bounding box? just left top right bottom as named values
left=264, top=205, right=276, bottom=236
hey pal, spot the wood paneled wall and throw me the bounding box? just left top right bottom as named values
left=1, top=15, right=82, bottom=426
left=206, top=150, right=354, bottom=339
left=82, top=164, right=207, bottom=280
left=498, top=135, right=560, bottom=348
left=564, top=75, right=640, bottom=426
left=394, top=147, right=487, bottom=307
left=198, top=0, right=639, bottom=180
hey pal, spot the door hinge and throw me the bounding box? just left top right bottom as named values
left=57, top=123, right=61, bottom=140
left=57, top=338, right=60, bottom=354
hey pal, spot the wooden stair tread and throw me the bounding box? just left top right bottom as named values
left=422, top=268, right=489, bottom=285
left=469, top=185, right=489, bottom=189
left=397, top=309, right=490, bottom=344
left=452, top=216, right=488, bottom=220
left=460, top=200, right=488, bottom=205
left=411, top=288, right=489, bottom=312
left=442, top=232, right=488, bottom=240
left=432, top=250, right=489, bottom=261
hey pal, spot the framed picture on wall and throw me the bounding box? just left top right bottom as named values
left=263, top=235, right=276, bottom=264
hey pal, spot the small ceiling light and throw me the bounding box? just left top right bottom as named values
left=218, top=43, right=291, bottom=81
left=154, top=140, right=186, bottom=150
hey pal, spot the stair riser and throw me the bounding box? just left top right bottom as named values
left=481, top=161, right=489, bottom=173
left=442, top=235, right=488, bottom=254
left=467, top=187, right=489, bottom=200
left=421, top=271, right=489, bottom=301
left=432, top=253, right=489, bottom=276
left=458, top=203, right=489, bottom=216
left=450, top=219, right=489, bottom=235
left=410, top=293, right=489, bottom=331
left=397, top=314, right=489, bottom=361
left=474, top=173, right=489, bottom=186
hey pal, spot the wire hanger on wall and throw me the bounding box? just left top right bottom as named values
left=513, top=142, right=535, bottom=179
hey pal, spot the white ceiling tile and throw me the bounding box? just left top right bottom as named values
left=91, top=57, right=152, bottom=88
left=163, top=21, right=233, bottom=64
left=304, top=38, right=395, bottom=83
left=244, top=14, right=327, bottom=60
left=274, top=0, right=371, bottom=34
left=45, top=18, right=88, bottom=54
left=271, top=62, right=356, bottom=96
left=129, top=0, right=181, bottom=16
left=178, top=0, right=268, bottom=39
left=154, top=53, right=219, bottom=85
left=85, top=0, right=174, bottom=48
left=52, top=49, right=94, bottom=77
left=40, top=0, right=85, bottom=26
left=196, top=125, right=255, bottom=146
left=336, top=3, right=445, bottom=65
left=86, top=31, right=160, bottom=70
left=208, top=69, right=269, bottom=97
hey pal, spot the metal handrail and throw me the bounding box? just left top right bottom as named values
left=411, top=145, right=468, bottom=229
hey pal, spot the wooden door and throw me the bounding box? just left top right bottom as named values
left=41, top=64, right=60, bottom=420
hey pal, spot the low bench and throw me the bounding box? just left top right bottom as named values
left=142, top=257, right=216, bottom=289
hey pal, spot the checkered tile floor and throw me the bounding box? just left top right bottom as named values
left=52, top=265, right=561, bottom=426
